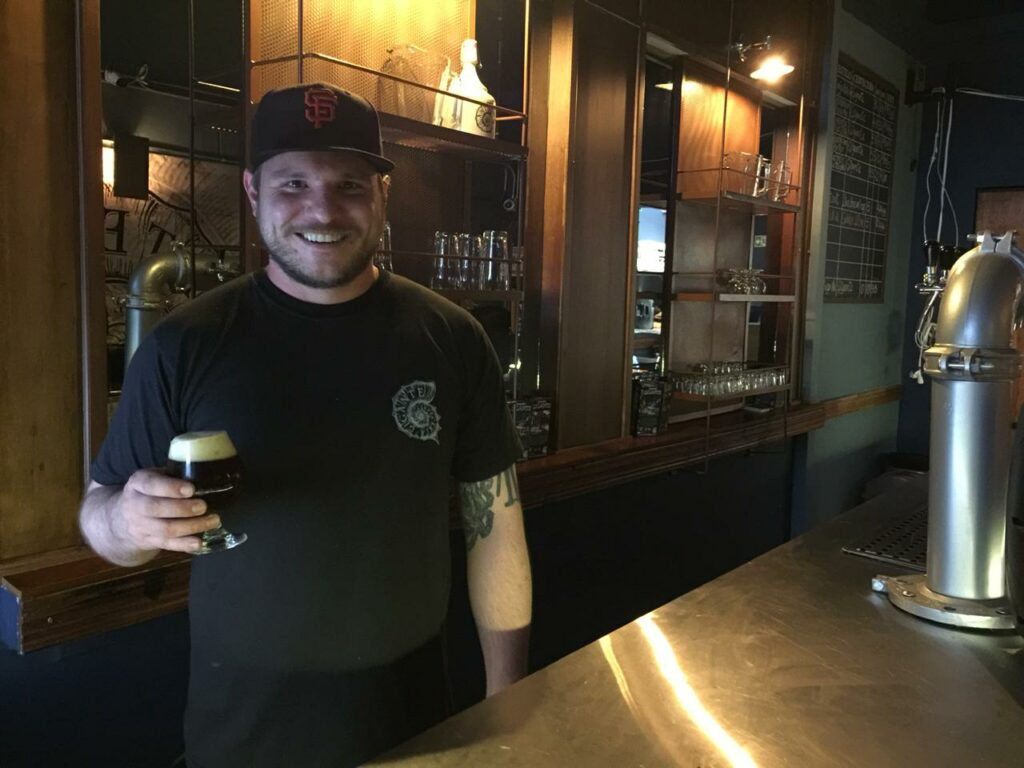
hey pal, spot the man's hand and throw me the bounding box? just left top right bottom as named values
left=80, top=469, right=222, bottom=566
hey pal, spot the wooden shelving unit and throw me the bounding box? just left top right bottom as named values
left=644, top=55, right=806, bottom=425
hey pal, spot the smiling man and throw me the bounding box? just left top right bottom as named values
left=79, top=83, right=532, bottom=768
left=246, top=149, right=387, bottom=298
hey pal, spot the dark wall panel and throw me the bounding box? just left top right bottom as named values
left=896, top=10, right=1024, bottom=455
left=556, top=3, right=639, bottom=447
left=0, top=612, right=189, bottom=767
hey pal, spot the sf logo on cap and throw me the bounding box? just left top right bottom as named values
left=304, top=87, right=338, bottom=128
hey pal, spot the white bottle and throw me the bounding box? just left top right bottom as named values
left=445, top=39, right=496, bottom=138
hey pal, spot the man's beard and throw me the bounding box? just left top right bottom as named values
left=262, top=221, right=382, bottom=290
left=269, top=242, right=376, bottom=289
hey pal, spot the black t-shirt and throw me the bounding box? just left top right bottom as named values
left=91, top=270, right=520, bottom=767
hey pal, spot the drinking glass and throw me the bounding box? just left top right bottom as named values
left=752, top=270, right=767, bottom=294
left=481, top=230, right=510, bottom=289
left=374, top=221, right=393, bottom=272
left=722, top=151, right=760, bottom=195
left=753, top=155, right=772, bottom=198
left=432, top=230, right=454, bottom=288
left=455, top=233, right=479, bottom=289
left=166, top=430, right=247, bottom=555
left=769, top=162, right=792, bottom=202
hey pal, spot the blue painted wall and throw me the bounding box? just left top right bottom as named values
left=794, top=4, right=921, bottom=534
left=896, top=10, right=1024, bottom=454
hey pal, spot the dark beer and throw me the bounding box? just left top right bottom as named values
left=166, top=431, right=247, bottom=553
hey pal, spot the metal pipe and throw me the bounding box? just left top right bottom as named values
left=927, top=378, right=1014, bottom=598
left=924, top=233, right=1024, bottom=600
left=124, top=246, right=190, bottom=368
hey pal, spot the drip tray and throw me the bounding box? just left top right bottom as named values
left=842, top=504, right=927, bottom=572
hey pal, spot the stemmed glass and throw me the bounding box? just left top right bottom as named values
left=166, top=431, right=247, bottom=554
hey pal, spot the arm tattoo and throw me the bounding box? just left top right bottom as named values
left=460, top=467, right=521, bottom=550
left=460, top=479, right=494, bottom=550
left=495, top=467, right=520, bottom=508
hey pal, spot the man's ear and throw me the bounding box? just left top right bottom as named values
left=380, top=174, right=391, bottom=205
left=242, top=169, right=259, bottom=216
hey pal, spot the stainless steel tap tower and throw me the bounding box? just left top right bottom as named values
left=123, top=242, right=241, bottom=369
left=878, top=232, right=1021, bottom=630
left=124, top=242, right=191, bottom=369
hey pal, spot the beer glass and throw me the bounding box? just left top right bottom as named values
left=455, top=233, right=480, bottom=289
left=432, top=230, right=454, bottom=288
left=769, top=162, right=793, bottom=202
left=166, top=431, right=247, bottom=554
left=481, top=230, right=509, bottom=289
left=753, top=155, right=772, bottom=198
left=722, top=150, right=759, bottom=196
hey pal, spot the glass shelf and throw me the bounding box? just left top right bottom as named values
left=672, top=292, right=797, bottom=303
left=678, top=190, right=800, bottom=214
left=672, top=382, right=790, bottom=401
left=433, top=288, right=524, bottom=303
left=251, top=52, right=528, bottom=163
left=670, top=270, right=795, bottom=280
left=632, top=332, right=662, bottom=350
left=379, top=112, right=527, bottom=162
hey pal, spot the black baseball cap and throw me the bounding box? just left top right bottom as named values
left=249, top=83, right=395, bottom=173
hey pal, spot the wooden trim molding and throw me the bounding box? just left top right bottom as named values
left=0, top=388, right=898, bottom=653
left=822, top=384, right=902, bottom=421
left=1, top=551, right=189, bottom=653
left=77, top=0, right=107, bottom=480
left=520, top=402, right=826, bottom=507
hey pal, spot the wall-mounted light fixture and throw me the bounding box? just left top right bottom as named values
left=731, top=35, right=794, bottom=83
left=751, top=56, right=795, bottom=82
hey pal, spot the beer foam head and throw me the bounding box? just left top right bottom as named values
left=168, top=431, right=237, bottom=462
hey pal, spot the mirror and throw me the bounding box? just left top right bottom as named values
left=631, top=56, right=675, bottom=375
left=100, top=0, right=245, bottom=401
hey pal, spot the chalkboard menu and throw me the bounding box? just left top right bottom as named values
left=824, top=54, right=898, bottom=302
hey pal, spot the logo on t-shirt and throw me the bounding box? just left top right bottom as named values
left=392, top=380, right=441, bottom=443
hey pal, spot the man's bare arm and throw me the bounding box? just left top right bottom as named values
left=79, top=471, right=221, bottom=566
left=459, top=465, right=532, bottom=697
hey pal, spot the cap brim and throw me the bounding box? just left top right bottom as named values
left=251, top=146, right=395, bottom=174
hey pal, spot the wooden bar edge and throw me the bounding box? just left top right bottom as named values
left=1, top=552, right=190, bottom=654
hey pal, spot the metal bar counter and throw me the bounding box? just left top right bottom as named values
left=371, top=478, right=1024, bottom=767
